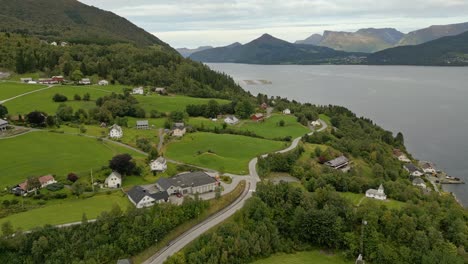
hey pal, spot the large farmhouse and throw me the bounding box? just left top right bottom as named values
left=156, top=171, right=218, bottom=196
left=127, top=185, right=169, bottom=208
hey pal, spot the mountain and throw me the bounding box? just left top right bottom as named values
left=367, top=31, right=468, bottom=66
left=177, top=46, right=214, bottom=57
left=398, top=22, right=468, bottom=46
left=295, top=34, right=323, bottom=45
left=0, top=0, right=170, bottom=48
left=189, top=34, right=364, bottom=65
left=296, top=28, right=404, bottom=53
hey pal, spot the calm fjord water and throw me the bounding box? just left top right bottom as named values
left=208, top=63, right=468, bottom=207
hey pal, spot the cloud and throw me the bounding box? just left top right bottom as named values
left=79, top=0, right=468, bottom=47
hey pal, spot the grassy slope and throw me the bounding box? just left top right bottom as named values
left=251, top=250, right=352, bottom=264
left=165, top=132, right=286, bottom=174
left=3, top=85, right=124, bottom=115
left=0, top=82, right=46, bottom=101
left=136, top=94, right=230, bottom=113
left=340, top=192, right=406, bottom=210
left=0, top=131, right=143, bottom=187
left=0, top=192, right=130, bottom=231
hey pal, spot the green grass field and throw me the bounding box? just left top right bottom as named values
left=0, top=82, right=46, bottom=101
left=0, top=192, right=130, bottom=231
left=0, top=131, right=144, bottom=187
left=188, top=114, right=310, bottom=140
left=137, top=94, right=230, bottom=113
left=251, top=250, right=352, bottom=264
left=339, top=192, right=406, bottom=209
left=4, top=85, right=123, bottom=115
left=165, top=132, right=286, bottom=174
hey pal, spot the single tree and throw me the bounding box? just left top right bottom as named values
left=26, top=111, right=47, bottom=127
left=109, top=154, right=136, bottom=176
left=67, top=173, right=79, bottom=183
left=83, top=93, right=91, bottom=101
left=74, top=94, right=81, bottom=101
left=27, top=176, right=41, bottom=195
left=0, top=105, right=8, bottom=118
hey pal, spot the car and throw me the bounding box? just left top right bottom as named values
left=176, top=193, right=183, bottom=198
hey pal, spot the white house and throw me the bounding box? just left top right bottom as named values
left=412, top=178, right=427, bottom=189
left=136, top=120, right=149, bottom=129
left=0, top=119, right=8, bottom=131
left=224, top=115, right=239, bottom=125
left=98, top=80, right=109, bottom=86
left=283, top=108, right=291, bottom=115
left=156, top=171, right=218, bottom=196
left=109, top=124, right=123, bottom=139
left=20, top=77, right=32, bottom=83
left=172, top=123, right=186, bottom=137
left=15, top=175, right=57, bottom=195
left=404, top=164, right=424, bottom=177
left=127, top=186, right=168, bottom=208
left=60, top=42, right=68, bottom=47
left=311, top=120, right=321, bottom=127
left=132, top=87, right=144, bottom=95
left=393, top=149, right=411, bottom=163
left=420, top=161, right=437, bottom=174
left=150, top=157, right=167, bottom=172
left=365, top=184, right=387, bottom=200
left=155, top=87, right=166, bottom=94
left=79, top=78, right=91, bottom=85
left=50, top=41, right=57, bottom=46
left=105, top=171, right=122, bottom=188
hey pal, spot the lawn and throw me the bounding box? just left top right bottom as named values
left=0, top=131, right=144, bottom=188
left=251, top=250, right=352, bottom=264
left=137, top=94, right=230, bottom=113
left=165, top=132, right=286, bottom=174
left=0, top=82, right=46, bottom=101
left=0, top=192, right=131, bottom=231
left=339, top=192, right=406, bottom=210
left=3, top=85, right=124, bottom=115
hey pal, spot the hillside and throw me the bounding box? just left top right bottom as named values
left=297, top=28, right=404, bottom=53
left=0, top=0, right=170, bottom=48
left=367, top=31, right=468, bottom=66
left=177, top=46, right=214, bottom=57
left=189, top=34, right=364, bottom=65
left=398, top=22, right=468, bottom=46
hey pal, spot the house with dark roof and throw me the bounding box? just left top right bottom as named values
left=136, top=120, right=149, bottom=130
left=412, top=178, right=427, bottom=189
left=172, top=122, right=186, bottom=137
left=156, top=171, right=218, bottom=195
left=419, top=161, right=436, bottom=174
left=0, top=119, right=8, bottom=131
left=404, top=164, right=424, bottom=177
left=325, top=156, right=349, bottom=170
left=127, top=185, right=168, bottom=208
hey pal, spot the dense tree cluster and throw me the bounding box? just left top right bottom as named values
left=166, top=183, right=467, bottom=264
left=0, top=33, right=248, bottom=100
left=186, top=100, right=235, bottom=118
left=0, top=198, right=209, bottom=263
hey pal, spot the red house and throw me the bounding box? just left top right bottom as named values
left=251, top=113, right=264, bottom=122
left=52, top=76, right=64, bottom=83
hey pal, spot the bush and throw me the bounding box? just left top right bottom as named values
left=67, top=173, right=79, bottom=182
left=46, top=183, right=64, bottom=192
left=74, top=94, right=81, bottom=101
left=53, top=93, right=68, bottom=102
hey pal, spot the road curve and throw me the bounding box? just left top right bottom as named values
left=144, top=119, right=327, bottom=264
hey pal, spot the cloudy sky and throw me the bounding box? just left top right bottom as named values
left=79, top=0, right=468, bottom=48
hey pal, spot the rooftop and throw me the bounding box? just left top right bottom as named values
left=0, top=119, right=8, bottom=126
left=136, top=120, right=149, bottom=126
left=325, top=156, right=349, bottom=167
left=157, top=171, right=216, bottom=190
left=127, top=185, right=168, bottom=204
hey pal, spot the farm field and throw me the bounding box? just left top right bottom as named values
left=0, top=131, right=144, bottom=188
left=165, top=132, right=286, bottom=174
left=136, top=94, right=230, bottom=113
left=3, top=85, right=124, bottom=115
left=251, top=250, right=352, bottom=264
left=0, top=82, right=46, bottom=101
left=188, top=114, right=310, bottom=140
left=0, top=192, right=130, bottom=231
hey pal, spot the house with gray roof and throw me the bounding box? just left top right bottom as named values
left=412, top=178, right=427, bottom=189
left=325, top=156, right=349, bottom=170
left=156, top=171, right=218, bottom=196
left=127, top=185, right=168, bottom=208
left=365, top=184, right=387, bottom=200
left=404, top=164, right=424, bottom=177
left=0, top=119, right=8, bottom=131
left=136, top=120, right=149, bottom=130
left=172, top=122, right=186, bottom=137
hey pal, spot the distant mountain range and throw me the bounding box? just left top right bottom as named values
left=189, top=34, right=364, bottom=65
left=294, top=22, right=468, bottom=53
left=367, top=30, right=468, bottom=66
left=177, top=46, right=214, bottom=57
left=0, top=0, right=170, bottom=48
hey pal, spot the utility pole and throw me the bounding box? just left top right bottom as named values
left=356, top=220, right=367, bottom=264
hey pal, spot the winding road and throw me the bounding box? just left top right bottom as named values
left=144, top=119, right=328, bottom=264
